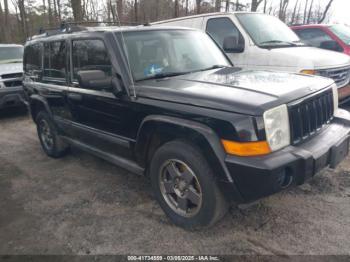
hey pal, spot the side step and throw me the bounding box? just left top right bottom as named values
left=62, top=137, right=145, bottom=176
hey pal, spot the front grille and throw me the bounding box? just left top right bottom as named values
left=4, top=80, right=22, bottom=87
left=318, top=67, right=350, bottom=88
left=0, top=73, right=23, bottom=88
left=289, top=89, right=334, bottom=144
left=1, top=73, right=23, bottom=79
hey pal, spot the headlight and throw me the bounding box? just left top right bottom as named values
left=331, top=84, right=339, bottom=113
left=263, top=104, right=290, bottom=152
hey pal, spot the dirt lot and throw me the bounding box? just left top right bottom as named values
left=0, top=107, right=350, bottom=255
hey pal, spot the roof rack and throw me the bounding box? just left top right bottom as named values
left=27, top=20, right=141, bottom=41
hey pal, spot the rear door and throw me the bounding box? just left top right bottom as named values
left=37, top=40, right=72, bottom=134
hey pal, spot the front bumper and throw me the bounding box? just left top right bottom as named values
left=224, top=109, right=350, bottom=203
left=0, top=86, right=25, bottom=109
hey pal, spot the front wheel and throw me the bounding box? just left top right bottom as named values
left=150, top=140, right=228, bottom=230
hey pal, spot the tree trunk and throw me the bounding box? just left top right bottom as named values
left=53, top=0, right=59, bottom=24
left=3, top=0, right=9, bottom=42
left=291, top=0, right=299, bottom=25
left=185, top=0, right=189, bottom=15
left=251, top=0, right=262, bottom=12
left=57, top=0, right=62, bottom=22
left=71, top=0, right=83, bottom=22
left=0, top=1, right=4, bottom=43
left=263, top=0, right=267, bottom=13
left=307, top=0, right=314, bottom=24
left=134, top=0, right=138, bottom=23
left=318, top=0, right=334, bottom=24
left=117, top=0, right=123, bottom=20
left=17, top=0, right=28, bottom=40
left=196, top=0, right=201, bottom=14
left=174, top=0, right=179, bottom=17
left=215, top=0, right=221, bottom=12
left=225, top=0, right=229, bottom=12
left=303, top=0, right=309, bottom=24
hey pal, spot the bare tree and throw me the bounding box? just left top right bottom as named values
left=318, top=0, right=334, bottom=23
left=251, top=0, right=263, bottom=12
left=71, top=0, right=83, bottom=21
left=307, top=0, right=314, bottom=24
left=0, top=1, right=4, bottom=42
left=16, top=0, right=28, bottom=40
left=278, top=0, right=289, bottom=21
left=215, top=0, right=221, bottom=12
left=263, top=0, right=267, bottom=13
left=117, top=0, right=123, bottom=20
left=303, top=0, right=308, bottom=24
left=196, top=0, right=202, bottom=14
left=174, top=0, right=179, bottom=17
left=290, top=0, right=299, bottom=24
left=134, top=0, right=138, bottom=22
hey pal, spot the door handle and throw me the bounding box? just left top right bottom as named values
left=68, top=93, right=83, bottom=101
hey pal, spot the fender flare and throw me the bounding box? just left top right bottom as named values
left=136, top=115, right=234, bottom=183
left=29, top=94, right=53, bottom=120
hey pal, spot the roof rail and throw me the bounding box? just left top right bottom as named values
left=27, top=20, right=141, bottom=41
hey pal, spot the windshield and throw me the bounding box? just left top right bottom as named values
left=118, top=30, right=231, bottom=81
left=329, top=24, right=350, bottom=45
left=0, top=46, right=24, bottom=64
left=236, top=14, right=301, bottom=47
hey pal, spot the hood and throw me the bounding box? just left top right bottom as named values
left=0, top=63, right=23, bottom=77
left=136, top=67, right=334, bottom=115
left=268, top=46, right=350, bottom=69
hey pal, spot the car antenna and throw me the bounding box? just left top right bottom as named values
left=115, top=13, right=137, bottom=98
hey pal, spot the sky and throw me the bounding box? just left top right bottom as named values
left=5, top=0, right=350, bottom=25
left=330, top=0, right=350, bottom=24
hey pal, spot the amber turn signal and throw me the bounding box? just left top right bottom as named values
left=300, top=70, right=316, bottom=75
left=221, top=139, right=272, bottom=157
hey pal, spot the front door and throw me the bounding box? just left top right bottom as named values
left=66, top=38, right=133, bottom=157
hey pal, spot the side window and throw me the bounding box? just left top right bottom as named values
left=24, top=43, right=42, bottom=76
left=43, top=41, right=67, bottom=79
left=206, top=18, right=244, bottom=48
left=295, top=28, right=332, bottom=47
left=72, top=39, right=112, bottom=82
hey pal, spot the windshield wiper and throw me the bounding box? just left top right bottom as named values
left=259, top=40, right=297, bottom=46
left=0, top=59, right=23, bottom=64
left=198, top=65, right=228, bottom=72
left=136, top=72, right=190, bottom=81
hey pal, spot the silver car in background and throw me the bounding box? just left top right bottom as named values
left=0, top=44, right=24, bottom=109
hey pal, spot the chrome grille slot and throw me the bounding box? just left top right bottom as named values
left=289, top=89, right=334, bottom=145
left=318, top=67, right=350, bottom=88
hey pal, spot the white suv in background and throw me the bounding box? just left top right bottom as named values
left=153, top=12, right=350, bottom=103
left=0, top=44, right=24, bottom=109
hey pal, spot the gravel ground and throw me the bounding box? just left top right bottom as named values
left=0, top=106, right=350, bottom=255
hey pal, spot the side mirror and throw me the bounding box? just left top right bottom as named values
left=223, top=36, right=244, bottom=53
left=320, top=40, right=343, bottom=52
left=77, top=70, right=112, bottom=90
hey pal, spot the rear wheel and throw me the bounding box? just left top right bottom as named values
left=36, top=111, right=69, bottom=158
left=150, top=140, right=228, bottom=230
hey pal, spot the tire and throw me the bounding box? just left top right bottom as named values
left=150, top=140, right=228, bottom=230
left=36, top=111, right=69, bottom=158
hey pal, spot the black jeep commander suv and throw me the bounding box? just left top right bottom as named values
left=23, top=25, right=350, bottom=229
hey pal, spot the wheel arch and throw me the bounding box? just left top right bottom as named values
left=135, top=115, right=234, bottom=184
left=29, top=95, right=52, bottom=123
